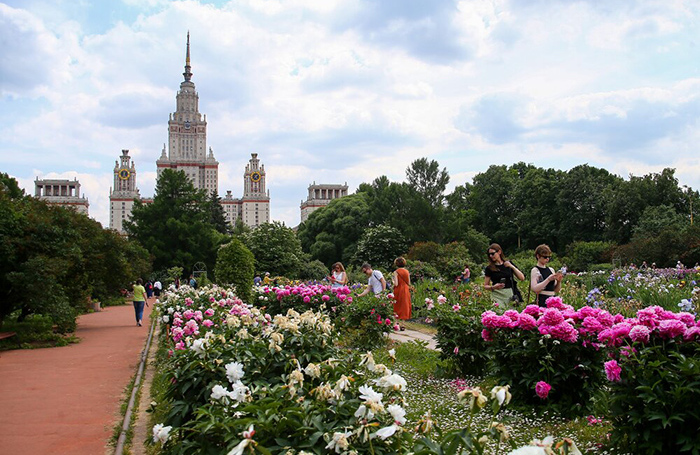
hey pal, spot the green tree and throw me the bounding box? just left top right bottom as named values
left=244, top=221, right=305, bottom=278
left=297, top=193, right=371, bottom=266
left=215, top=239, right=254, bottom=303
left=353, top=224, right=408, bottom=269
left=405, top=158, right=450, bottom=207
left=125, top=169, right=225, bottom=276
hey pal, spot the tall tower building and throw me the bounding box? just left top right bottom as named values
left=109, top=149, right=140, bottom=233
left=156, top=32, right=219, bottom=195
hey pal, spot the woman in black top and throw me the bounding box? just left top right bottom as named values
left=483, top=243, right=525, bottom=305
left=530, top=244, right=563, bottom=307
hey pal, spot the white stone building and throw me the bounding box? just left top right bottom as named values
left=35, top=178, right=89, bottom=215
left=109, top=33, right=270, bottom=233
left=300, top=183, right=349, bottom=223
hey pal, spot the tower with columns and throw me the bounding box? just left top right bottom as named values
left=156, top=32, right=219, bottom=195
left=109, top=149, right=141, bottom=232
left=35, top=178, right=89, bottom=215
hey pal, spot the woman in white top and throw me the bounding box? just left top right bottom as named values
left=530, top=244, right=563, bottom=307
left=329, top=262, right=348, bottom=289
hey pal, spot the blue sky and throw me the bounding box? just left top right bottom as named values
left=2, top=0, right=700, bottom=227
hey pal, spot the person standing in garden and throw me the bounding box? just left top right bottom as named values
left=357, top=263, right=386, bottom=297
left=529, top=244, right=563, bottom=307
left=132, top=279, right=147, bottom=327
left=153, top=279, right=162, bottom=298
left=391, top=257, right=412, bottom=325
left=483, top=243, right=525, bottom=305
left=328, top=262, right=348, bottom=289
left=462, top=265, right=471, bottom=283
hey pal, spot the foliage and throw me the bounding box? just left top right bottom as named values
left=353, top=224, right=408, bottom=269
left=214, top=239, right=254, bottom=303
left=125, top=169, right=225, bottom=277
left=406, top=260, right=441, bottom=281
left=243, top=221, right=305, bottom=278
left=406, top=158, right=450, bottom=208
left=298, top=258, right=330, bottom=281
left=0, top=173, right=150, bottom=331
left=565, top=241, right=614, bottom=272
left=297, top=193, right=371, bottom=267
left=604, top=309, right=700, bottom=454
left=151, top=286, right=411, bottom=454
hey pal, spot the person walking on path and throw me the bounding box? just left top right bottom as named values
left=391, top=257, right=412, bottom=324
left=153, top=279, right=162, bottom=298
left=132, top=279, right=147, bottom=327
left=357, top=263, right=386, bottom=297
left=483, top=243, right=525, bottom=305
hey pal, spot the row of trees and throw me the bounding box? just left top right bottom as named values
left=0, top=174, right=150, bottom=331
left=298, top=160, right=699, bottom=269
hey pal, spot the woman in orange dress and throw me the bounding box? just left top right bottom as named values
left=392, top=257, right=412, bottom=323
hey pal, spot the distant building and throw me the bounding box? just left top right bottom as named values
left=108, top=33, right=270, bottom=234
left=221, top=153, right=271, bottom=228
left=35, top=178, right=89, bottom=215
left=109, top=149, right=144, bottom=233
left=300, top=182, right=349, bottom=223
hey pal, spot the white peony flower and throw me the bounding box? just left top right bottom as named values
left=358, top=385, right=383, bottom=404
left=490, top=385, right=512, bottom=406
left=225, top=362, right=245, bottom=383
left=189, top=338, right=206, bottom=357
left=374, top=373, right=407, bottom=391
left=210, top=384, right=229, bottom=401
left=152, top=423, right=172, bottom=443
left=162, top=315, right=170, bottom=323
left=387, top=404, right=406, bottom=425
left=372, top=424, right=398, bottom=440
left=226, top=439, right=250, bottom=455
left=354, top=404, right=375, bottom=420
left=325, top=431, right=351, bottom=454
left=304, top=363, right=321, bottom=378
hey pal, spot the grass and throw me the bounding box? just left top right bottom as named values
left=374, top=339, right=627, bottom=455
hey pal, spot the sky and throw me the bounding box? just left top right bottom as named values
left=2, top=0, right=700, bottom=228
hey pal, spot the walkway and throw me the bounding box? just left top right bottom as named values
left=389, top=328, right=438, bottom=350
left=0, top=300, right=154, bottom=455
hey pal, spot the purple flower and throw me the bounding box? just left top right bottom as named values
left=535, top=381, right=551, bottom=399
left=604, top=360, right=622, bottom=382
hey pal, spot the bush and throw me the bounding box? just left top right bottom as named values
left=406, top=260, right=440, bottom=281
left=566, top=241, right=615, bottom=272
left=215, top=239, right=254, bottom=303
left=298, top=258, right=329, bottom=281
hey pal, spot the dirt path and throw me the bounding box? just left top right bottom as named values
left=0, top=299, right=154, bottom=455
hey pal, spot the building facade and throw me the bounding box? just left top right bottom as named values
left=109, top=149, right=144, bottom=233
left=109, top=34, right=270, bottom=233
left=300, top=182, right=349, bottom=223
left=156, top=32, right=219, bottom=195
left=35, top=178, right=89, bottom=215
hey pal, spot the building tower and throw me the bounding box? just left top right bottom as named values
left=109, top=149, right=140, bottom=233
left=35, top=178, right=89, bottom=215
left=156, top=32, right=219, bottom=195
left=300, top=182, right=349, bottom=223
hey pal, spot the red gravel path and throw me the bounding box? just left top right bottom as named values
left=0, top=299, right=154, bottom=455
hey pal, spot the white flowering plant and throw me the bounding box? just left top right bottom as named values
left=151, top=286, right=412, bottom=454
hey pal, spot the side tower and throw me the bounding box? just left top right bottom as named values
left=110, top=149, right=140, bottom=233
left=240, top=153, right=270, bottom=228
left=156, top=32, right=219, bottom=195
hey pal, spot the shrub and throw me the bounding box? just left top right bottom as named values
left=566, top=241, right=615, bottom=272
left=214, top=239, right=254, bottom=303
left=298, top=258, right=329, bottom=281
left=605, top=307, right=700, bottom=454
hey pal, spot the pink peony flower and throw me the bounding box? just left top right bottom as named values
left=481, top=329, right=493, bottom=342
left=604, top=360, right=622, bottom=382
left=629, top=325, right=651, bottom=343
left=385, top=318, right=392, bottom=325
left=202, top=319, right=213, bottom=327
left=322, top=294, right=330, bottom=301
left=453, top=346, right=459, bottom=354
left=452, top=304, right=461, bottom=312
left=684, top=326, right=700, bottom=341
left=517, top=313, right=537, bottom=330
left=658, top=319, right=686, bottom=339
left=303, top=296, right=311, bottom=303
left=437, top=295, right=447, bottom=304
left=539, top=308, right=564, bottom=326
left=523, top=305, right=543, bottom=318
left=535, top=381, right=551, bottom=399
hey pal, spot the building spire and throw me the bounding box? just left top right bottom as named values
left=183, top=31, right=192, bottom=82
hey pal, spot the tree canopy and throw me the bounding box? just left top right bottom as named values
left=125, top=169, right=226, bottom=277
